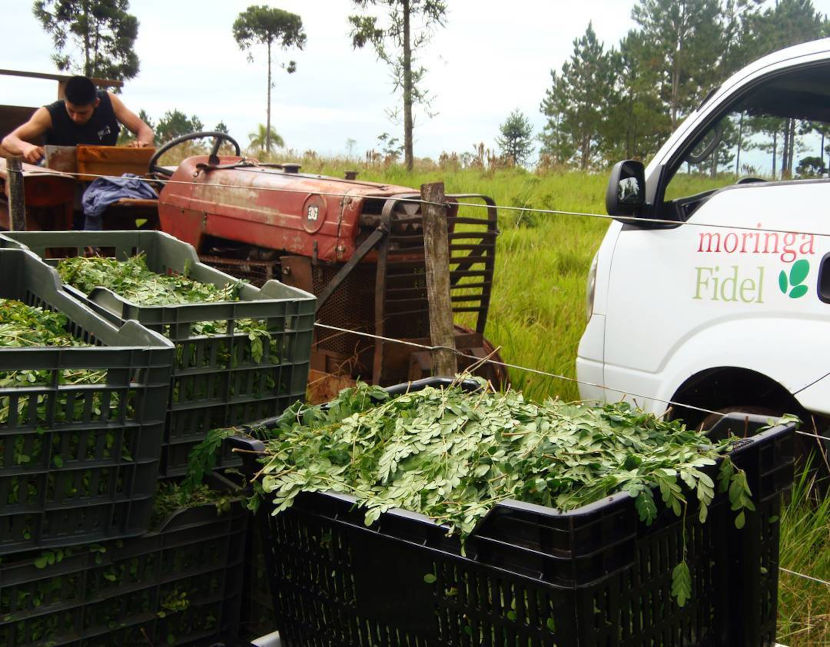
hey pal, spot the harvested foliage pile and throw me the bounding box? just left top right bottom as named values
left=0, top=298, right=100, bottom=389
left=208, top=379, right=760, bottom=604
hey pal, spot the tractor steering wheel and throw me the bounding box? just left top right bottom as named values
left=149, top=131, right=241, bottom=177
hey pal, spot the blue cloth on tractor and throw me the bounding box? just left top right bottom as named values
left=81, top=173, right=157, bottom=230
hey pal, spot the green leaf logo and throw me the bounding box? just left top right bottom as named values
left=778, top=259, right=810, bottom=299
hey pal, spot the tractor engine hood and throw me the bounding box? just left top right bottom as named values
left=157, top=155, right=421, bottom=263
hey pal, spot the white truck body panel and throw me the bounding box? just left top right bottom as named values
left=577, top=38, right=830, bottom=421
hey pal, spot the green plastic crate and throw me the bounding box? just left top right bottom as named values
left=2, top=231, right=316, bottom=478
left=0, top=248, right=173, bottom=555
left=0, top=484, right=247, bottom=646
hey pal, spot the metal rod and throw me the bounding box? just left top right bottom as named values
left=7, top=156, right=26, bottom=231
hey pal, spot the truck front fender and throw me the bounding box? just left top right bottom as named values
left=655, top=314, right=830, bottom=417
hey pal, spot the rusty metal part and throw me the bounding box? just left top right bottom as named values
left=0, top=157, right=76, bottom=230
left=306, top=369, right=356, bottom=405
left=315, top=223, right=388, bottom=312
left=199, top=254, right=281, bottom=284
left=158, top=158, right=504, bottom=391
left=199, top=187, right=504, bottom=390
left=407, top=325, right=509, bottom=387
left=158, top=155, right=416, bottom=261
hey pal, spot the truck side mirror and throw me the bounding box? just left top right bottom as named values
left=606, top=160, right=645, bottom=216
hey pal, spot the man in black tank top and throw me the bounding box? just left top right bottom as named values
left=1, top=75, right=153, bottom=164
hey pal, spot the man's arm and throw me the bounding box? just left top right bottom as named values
left=1, top=107, right=52, bottom=163
left=108, top=92, right=154, bottom=148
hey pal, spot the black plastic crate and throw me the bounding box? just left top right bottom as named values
left=0, top=486, right=247, bottom=646
left=1, top=230, right=316, bottom=477
left=240, top=506, right=279, bottom=642
left=0, top=248, right=173, bottom=556
left=233, top=384, right=795, bottom=647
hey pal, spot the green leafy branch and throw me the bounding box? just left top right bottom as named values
left=196, top=378, right=757, bottom=607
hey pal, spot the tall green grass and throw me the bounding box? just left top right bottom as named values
left=777, top=467, right=829, bottom=646
left=298, top=160, right=611, bottom=400
left=282, top=158, right=827, bottom=644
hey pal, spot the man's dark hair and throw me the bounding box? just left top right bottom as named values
left=64, top=76, right=98, bottom=106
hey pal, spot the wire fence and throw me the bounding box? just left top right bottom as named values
left=17, top=164, right=830, bottom=240
left=323, top=321, right=830, bottom=589
left=6, top=160, right=829, bottom=591
left=10, top=165, right=830, bottom=442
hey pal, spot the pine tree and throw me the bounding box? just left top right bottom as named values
left=496, top=110, right=534, bottom=167
left=631, top=0, right=723, bottom=128
left=155, top=110, right=204, bottom=144
left=602, top=32, right=671, bottom=162
left=33, top=0, right=140, bottom=81
left=233, top=6, right=306, bottom=154
left=349, top=0, right=447, bottom=171
left=539, top=23, right=614, bottom=170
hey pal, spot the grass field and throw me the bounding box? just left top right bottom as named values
left=299, top=160, right=611, bottom=401
left=290, top=159, right=827, bottom=646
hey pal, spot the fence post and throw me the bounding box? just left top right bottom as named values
left=421, top=182, right=457, bottom=377
left=7, top=156, right=26, bottom=231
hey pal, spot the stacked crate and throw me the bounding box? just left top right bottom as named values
left=0, top=233, right=317, bottom=645
left=1, top=230, right=317, bottom=477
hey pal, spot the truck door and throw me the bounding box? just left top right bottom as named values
left=603, top=60, right=830, bottom=419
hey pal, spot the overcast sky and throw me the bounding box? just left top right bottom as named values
left=3, top=1, right=830, bottom=161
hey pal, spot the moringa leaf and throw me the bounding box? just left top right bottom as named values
left=671, top=561, right=692, bottom=607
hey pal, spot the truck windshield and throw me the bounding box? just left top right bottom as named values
left=664, top=61, right=830, bottom=211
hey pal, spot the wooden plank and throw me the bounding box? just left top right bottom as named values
left=111, top=198, right=158, bottom=208
left=0, top=69, right=123, bottom=90
left=0, top=105, right=39, bottom=142
left=0, top=157, right=76, bottom=230
left=76, top=145, right=155, bottom=181
left=421, top=181, right=457, bottom=377
left=45, top=145, right=78, bottom=173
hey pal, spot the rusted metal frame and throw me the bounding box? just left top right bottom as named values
left=314, top=223, right=389, bottom=314
left=372, top=198, right=402, bottom=385
left=451, top=293, right=487, bottom=304
left=383, top=289, right=427, bottom=301
left=382, top=307, right=431, bottom=319
left=445, top=194, right=498, bottom=334
left=448, top=246, right=492, bottom=327
left=382, top=218, right=494, bottom=326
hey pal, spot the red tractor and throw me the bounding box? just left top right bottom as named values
left=1, top=129, right=507, bottom=397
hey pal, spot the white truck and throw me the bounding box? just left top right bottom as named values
left=576, top=38, right=830, bottom=456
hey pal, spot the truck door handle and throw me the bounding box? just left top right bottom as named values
left=819, top=253, right=830, bottom=303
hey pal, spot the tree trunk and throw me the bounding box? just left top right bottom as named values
left=266, top=38, right=272, bottom=155
left=402, top=0, right=414, bottom=171
left=671, top=61, right=680, bottom=128
left=772, top=130, right=777, bottom=179
left=83, top=0, right=91, bottom=75
left=786, top=119, right=796, bottom=178
left=735, top=112, right=743, bottom=176
left=580, top=133, right=590, bottom=171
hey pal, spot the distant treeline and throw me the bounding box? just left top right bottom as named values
left=539, top=0, right=829, bottom=171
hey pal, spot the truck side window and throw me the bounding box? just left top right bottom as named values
left=663, top=62, right=830, bottom=219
